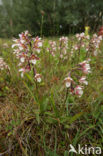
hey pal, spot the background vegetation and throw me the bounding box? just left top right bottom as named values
left=0, top=0, right=103, bottom=37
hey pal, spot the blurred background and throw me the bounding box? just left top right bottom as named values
left=0, top=0, right=103, bottom=37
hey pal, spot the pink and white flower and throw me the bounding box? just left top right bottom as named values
left=19, top=65, right=30, bottom=77
left=74, top=85, right=83, bottom=97
left=0, top=57, right=9, bottom=70
left=35, top=74, right=42, bottom=82
left=59, top=36, right=68, bottom=59
left=79, top=60, right=91, bottom=74
left=33, top=37, right=42, bottom=53
left=29, top=54, right=39, bottom=65
left=47, top=41, right=57, bottom=56
left=79, top=76, right=88, bottom=85
left=12, top=31, right=42, bottom=79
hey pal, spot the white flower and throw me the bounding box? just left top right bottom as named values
left=35, top=74, right=41, bottom=83
left=37, top=77, right=41, bottom=82
left=12, top=44, right=19, bottom=48
left=60, top=54, right=63, bottom=58
left=94, top=50, right=98, bottom=56
left=65, top=82, right=71, bottom=88
left=19, top=68, right=25, bottom=72
left=36, top=49, right=41, bottom=53
left=76, top=34, right=79, bottom=38
left=21, top=72, right=24, bottom=77
left=30, top=59, right=37, bottom=64
left=20, top=40, right=25, bottom=44
left=86, top=35, right=90, bottom=40
left=19, top=68, right=25, bottom=77
left=98, top=36, right=102, bottom=40
left=74, top=46, right=78, bottom=50
left=80, top=32, right=84, bottom=37
left=38, top=42, right=42, bottom=47
left=20, top=57, right=25, bottom=63
left=19, top=46, right=24, bottom=51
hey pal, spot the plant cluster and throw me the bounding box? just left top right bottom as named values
left=12, top=31, right=42, bottom=82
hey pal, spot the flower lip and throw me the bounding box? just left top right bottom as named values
left=35, top=74, right=42, bottom=82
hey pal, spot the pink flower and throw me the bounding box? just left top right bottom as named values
left=19, top=31, right=30, bottom=43
left=59, top=36, right=68, bottom=59
left=76, top=34, right=79, bottom=38
left=19, top=65, right=30, bottom=77
left=30, top=54, right=39, bottom=65
left=33, top=37, right=42, bottom=53
left=76, top=32, right=85, bottom=40
left=19, top=52, right=28, bottom=63
left=48, top=41, right=57, bottom=56
left=12, top=31, right=30, bottom=51
left=74, top=85, right=83, bottom=97
left=19, top=68, right=25, bottom=77
left=20, top=57, right=25, bottom=63
left=0, top=57, right=9, bottom=70
left=79, top=76, right=88, bottom=85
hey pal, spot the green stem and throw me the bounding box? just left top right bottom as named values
left=64, top=88, right=69, bottom=105
left=41, top=15, right=44, bottom=37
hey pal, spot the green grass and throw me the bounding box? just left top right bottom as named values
left=0, top=35, right=103, bottom=156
